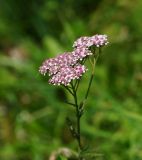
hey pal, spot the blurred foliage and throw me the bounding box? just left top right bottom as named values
left=0, top=0, right=142, bottom=160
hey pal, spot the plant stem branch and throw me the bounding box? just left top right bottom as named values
left=63, top=86, right=74, bottom=96
left=71, top=82, right=82, bottom=152
left=65, top=101, right=76, bottom=107
left=66, top=48, right=101, bottom=159
left=84, top=49, right=100, bottom=101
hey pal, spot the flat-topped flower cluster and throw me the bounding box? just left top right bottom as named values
left=39, top=34, right=108, bottom=86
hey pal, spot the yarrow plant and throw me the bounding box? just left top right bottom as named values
left=39, top=34, right=108, bottom=160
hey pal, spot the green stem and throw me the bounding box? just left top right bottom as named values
left=84, top=49, right=100, bottom=101
left=71, top=83, right=82, bottom=152
left=63, top=85, right=74, bottom=96
left=85, top=74, right=94, bottom=100
left=66, top=48, right=101, bottom=159
left=75, top=79, right=81, bottom=92
left=65, top=101, right=76, bottom=107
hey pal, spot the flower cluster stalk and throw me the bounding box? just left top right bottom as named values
left=66, top=48, right=101, bottom=159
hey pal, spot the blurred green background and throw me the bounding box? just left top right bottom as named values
left=0, top=0, right=142, bottom=159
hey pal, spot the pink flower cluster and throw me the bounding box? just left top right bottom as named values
left=49, top=64, right=87, bottom=86
left=39, top=52, right=75, bottom=76
left=73, top=34, right=108, bottom=48
left=39, top=34, right=108, bottom=86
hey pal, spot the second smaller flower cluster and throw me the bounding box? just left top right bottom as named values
left=39, top=34, right=108, bottom=86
